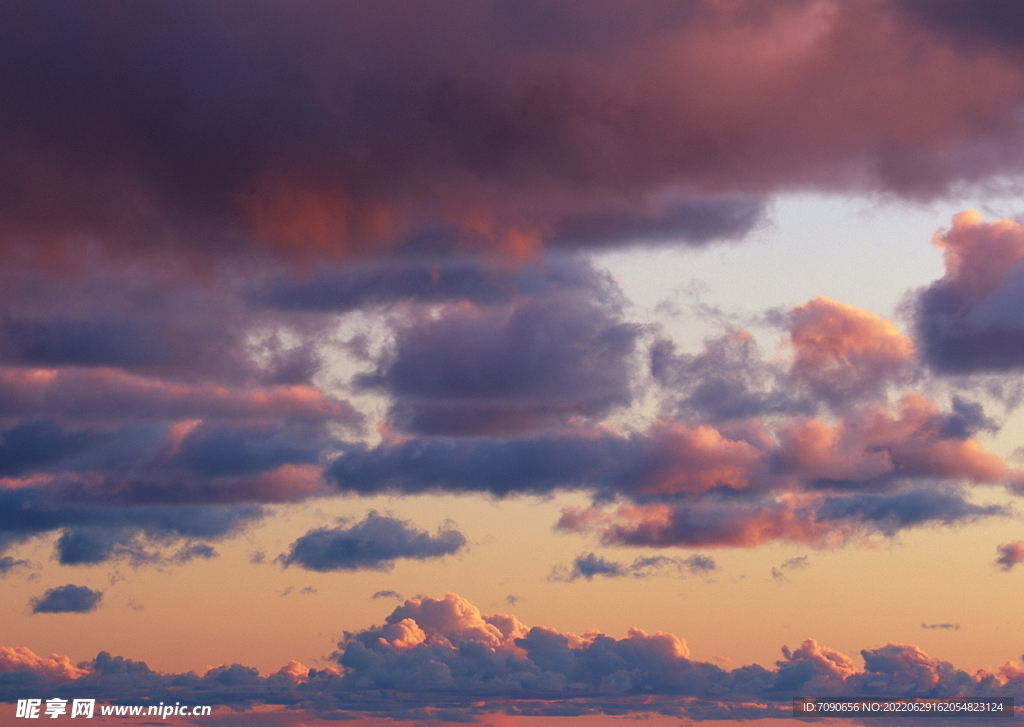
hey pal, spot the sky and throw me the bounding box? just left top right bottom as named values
left=5, top=1, right=1024, bottom=725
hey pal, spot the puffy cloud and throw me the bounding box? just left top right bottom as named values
left=775, top=393, right=1012, bottom=488
left=0, top=646, right=88, bottom=683
left=916, top=212, right=1024, bottom=373
left=280, top=512, right=466, bottom=572
left=550, top=552, right=716, bottom=582
left=855, top=642, right=972, bottom=696
left=30, top=584, right=103, bottom=614
left=774, top=638, right=860, bottom=692
left=3, top=593, right=1024, bottom=719
left=995, top=540, right=1024, bottom=570
left=789, top=297, right=915, bottom=406
left=355, top=281, right=639, bottom=436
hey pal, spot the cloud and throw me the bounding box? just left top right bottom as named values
left=557, top=487, right=1007, bottom=548
left=3, top=592, right=1024, bottom=720
left=0, top=368, right=361, bottom=425
left=996, top=540, right=1024, bottom=570
left=30, top=584, right=103, bottom=614
left=5, top=2, right=1024, bottom=273
left=0, top=647, right=88, bottom=683
left=355, top=277, right=640, bottom=436
left=0, top=486, right=263, bottom=566
left=651, top=330, right=813, bottom=421
left=550, top=552, right=717, bottom=581
left=251, top=254, right=608, bottom=312
left=916, top=212, right=1024, bottom=374
left=788, top=297, right=915, bottom=407
left=0, top=556, right=29, bottom=576
left=371, top=590, right=403, bottom=600
left=280, top=512, right=466, bottom=572
left=549, top=196, right=766, bottom=250
left=771, top=555, right=809, bottom=582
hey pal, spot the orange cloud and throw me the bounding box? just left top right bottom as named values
left=790, top=297, right=914, bottom=405
left=0, top=646, right=88, bottom=683
left=778, top=393, right=1009, bottom=485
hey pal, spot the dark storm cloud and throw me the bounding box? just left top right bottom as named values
left=30, top=584, right=103, bottom=614
left=280, top=512, right=466, bottom=572
left=5, top=1, right=1024, bottom=269
left=550, top=552, right=717, bottom=581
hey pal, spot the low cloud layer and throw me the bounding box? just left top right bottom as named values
left=3, top=593, right=1024, bottom=722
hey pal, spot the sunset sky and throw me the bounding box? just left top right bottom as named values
left=4, top=2, right=1024, bottom=725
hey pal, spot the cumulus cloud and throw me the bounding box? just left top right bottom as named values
left=30, top=584, right=103, bottom=614
left=550, top=552, right=717, bottom=582
left=916, top=212, right=1024, bottom=374
left=4, top=593, right=1022, bottom=721
left=354, top=270, right=639, bottom=436
left=280, top=512, right=466, bottom=572
left=788, top=297, right=916, bottom=407
left=0, top=646, right=88, bottom=683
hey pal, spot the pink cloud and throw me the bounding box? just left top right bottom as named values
left=0, top=646, right=88, bottom=683
left=777, top=393, right=1010, bottom=486
left=0, top=367, right=361, bottom=425
left=789, top=296, right=914, bottom=405
left=996, top=541, right=1024, bottom=571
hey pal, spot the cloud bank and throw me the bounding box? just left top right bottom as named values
left=3, top=593, right=1024, bottom=723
